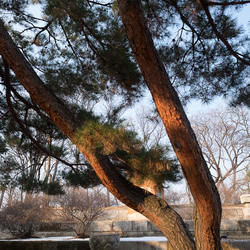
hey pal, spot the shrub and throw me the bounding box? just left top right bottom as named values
left=51, top=187, right=106, bottom=238
left=0, top=196, right=49, bottom=238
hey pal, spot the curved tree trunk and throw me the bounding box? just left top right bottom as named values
left=117, top=0, right=222, bottom=249
left=0, top=18, right=194, bottom=250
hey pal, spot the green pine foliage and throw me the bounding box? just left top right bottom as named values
left=40, top=0, right=144, bottom=104
left=1, top=0, right=249, bottom=195
left=151, top=0, right=250, bottom=104
left=2, top=0, right=249, bottom=105
left=61, top=167, right=102, bottom=188
left=75, top=120, right=182, bottom=190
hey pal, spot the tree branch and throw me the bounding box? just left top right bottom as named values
left=3, top=62, right=76, bottom=169
left=31, top=19, right=56, bottom=45
left=199, top=0, right=250, bottom=65
left=206, top=0, right=250, bottom=6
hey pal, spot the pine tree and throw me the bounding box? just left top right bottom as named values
left=0, top=0, right=250, bottom=249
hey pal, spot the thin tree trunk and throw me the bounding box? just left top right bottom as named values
left=0, top=186, right=6, bottom=209
left=20, top=187, right=23, bottom=203
left=8, top=187, right=15, bottom=205
left=107, top=189, right=110, bottom=207
left=45, top=135, right=52, bottom=183
left=52, top=160, right=59, bottom=183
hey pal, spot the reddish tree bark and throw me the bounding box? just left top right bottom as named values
left=117, top=0, right=222, bottom=249
left=0, top=18, right=194, bottom=249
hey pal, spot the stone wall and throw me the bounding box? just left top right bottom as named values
left=1, top=195, right=250, bottom=239
left=99, top=202, right=245, bottom=221
left=102, top=194, right=250, bottom=221
left=86, top=219, right=250, bottom=239
left=8, top=219, right=246, bottom=239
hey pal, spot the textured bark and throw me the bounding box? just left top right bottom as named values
left=117, top=0, right=222, bottom=249
left=0, top=19, right=194, bottom=249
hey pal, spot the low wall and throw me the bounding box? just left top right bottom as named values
left=100, top=195, right=250, bottom=221
left=0, top=239, right=250, bottom=250
left=0, top=240, right=90, bottom=250
left=99, top=203, right=247, bottom=221
left=1, top=197, right=250, bottom=240
left=1, top=218, right=250, bottom=239
left=2, top=219, right=245, bottom=239
left=87, top=219, right=250, bottom=239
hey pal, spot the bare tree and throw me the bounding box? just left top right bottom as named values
left=129, top=106, right=168, bottom=149
left=51, top=187, right=106, bottom=238
left=191, top=106, right=250, bottom=203
left=0, top=195, right=49, bottom=239
left=164, top=189, right=189, bottom=205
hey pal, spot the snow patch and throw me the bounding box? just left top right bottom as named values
left=0, top=236, right=168, bottom=242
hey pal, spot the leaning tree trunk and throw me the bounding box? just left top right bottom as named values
left=117, top=0, right=222, bottom=249
left=0, top=18, right=194, bottom=249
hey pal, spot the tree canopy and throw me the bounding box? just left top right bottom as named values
left=1, top=0, right=249, bottom=105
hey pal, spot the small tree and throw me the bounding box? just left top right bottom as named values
left=0, top=196, right=49, bottom=238
left=191, top=106, right=250, bottom=203
left=52, top=187, right=106, bottom=238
